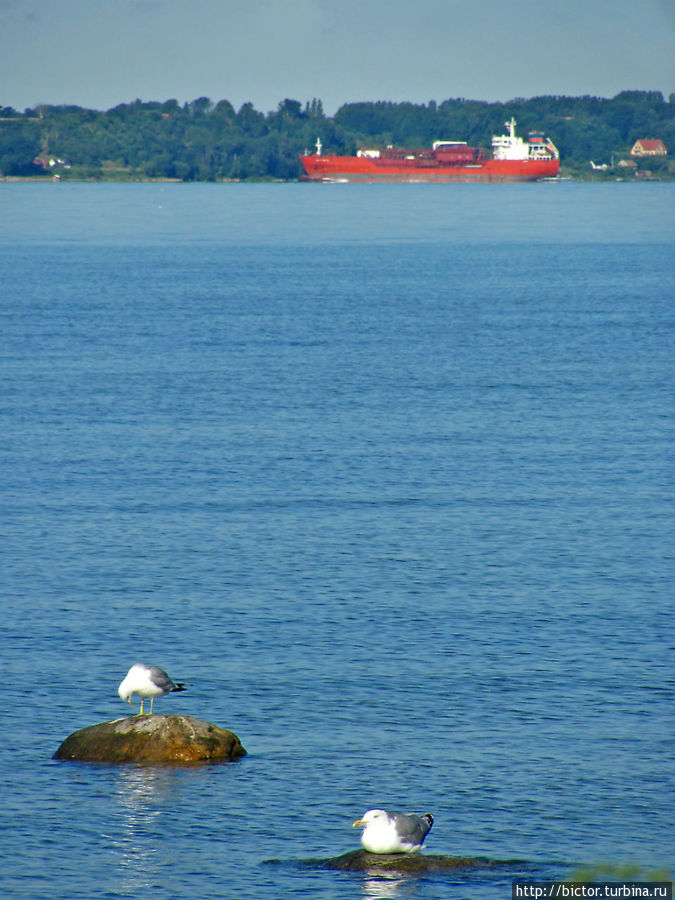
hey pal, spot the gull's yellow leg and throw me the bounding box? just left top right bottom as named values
left=150, top=697, right=154, bottom=715
left=139, top=697, right=144, bottom=715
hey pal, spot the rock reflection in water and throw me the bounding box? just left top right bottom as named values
left=361, top=872, right=414, bottom=898
left=110, top=767, right=182, bottom=890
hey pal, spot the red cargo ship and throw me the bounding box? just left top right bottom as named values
left=301, top=117, right=559, bottom=182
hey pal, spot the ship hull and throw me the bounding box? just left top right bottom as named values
left=300, top=156, right=559, bottom=183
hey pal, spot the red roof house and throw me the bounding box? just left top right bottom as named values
left=630, top=139, right=667, bottom=157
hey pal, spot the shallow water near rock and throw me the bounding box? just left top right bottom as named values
left=1, top=182, right=673, bottom=899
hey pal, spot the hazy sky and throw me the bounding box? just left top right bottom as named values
left=1, top=0, right=673, bottom=114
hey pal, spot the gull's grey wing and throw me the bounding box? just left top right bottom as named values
left=390, top=812, right=433, bottom=843
left=147, top=666, right=175, bottom=692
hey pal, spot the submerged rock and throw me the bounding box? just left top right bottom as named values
left=53, top=714, right=247, bottom=764
left=319, top=850, right=495, bottom=873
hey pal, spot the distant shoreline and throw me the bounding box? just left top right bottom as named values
left=2, top=174, right=673, bottom=184
left=2, top=93, right=671, bottom=182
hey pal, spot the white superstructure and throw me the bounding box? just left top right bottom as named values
left=492, top=117, right=558, bottom=161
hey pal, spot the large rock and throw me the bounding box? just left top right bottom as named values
left=53, top=714, right=247, bottom=764
left=318, top=850, right=496, bottom=873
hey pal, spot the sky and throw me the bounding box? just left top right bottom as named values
left=1, top=0, right=673, bottom=115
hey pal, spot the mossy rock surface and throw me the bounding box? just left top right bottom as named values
left=53, top=714, right=247, bottom=765
left=319, top=850, right=497, bottom=873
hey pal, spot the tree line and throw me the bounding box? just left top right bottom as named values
left=1, top=91, right=672, bottom=180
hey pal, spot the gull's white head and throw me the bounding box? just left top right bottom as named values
left=117, top=672, right=134, bottom=705
left=353, top=809, right=387, bottom=829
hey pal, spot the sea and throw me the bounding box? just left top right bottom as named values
left=1, top=181, right=673, bottom=900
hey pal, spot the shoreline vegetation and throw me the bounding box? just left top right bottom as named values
left=1, top=91, right=673, bottom=182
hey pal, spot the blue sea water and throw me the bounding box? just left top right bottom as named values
left=1, top=182, right=673, bottom=900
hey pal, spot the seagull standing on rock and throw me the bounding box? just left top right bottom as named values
left=353, top=809, right=434, bottom=853
left=118, top=664, right=187, bottom=715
